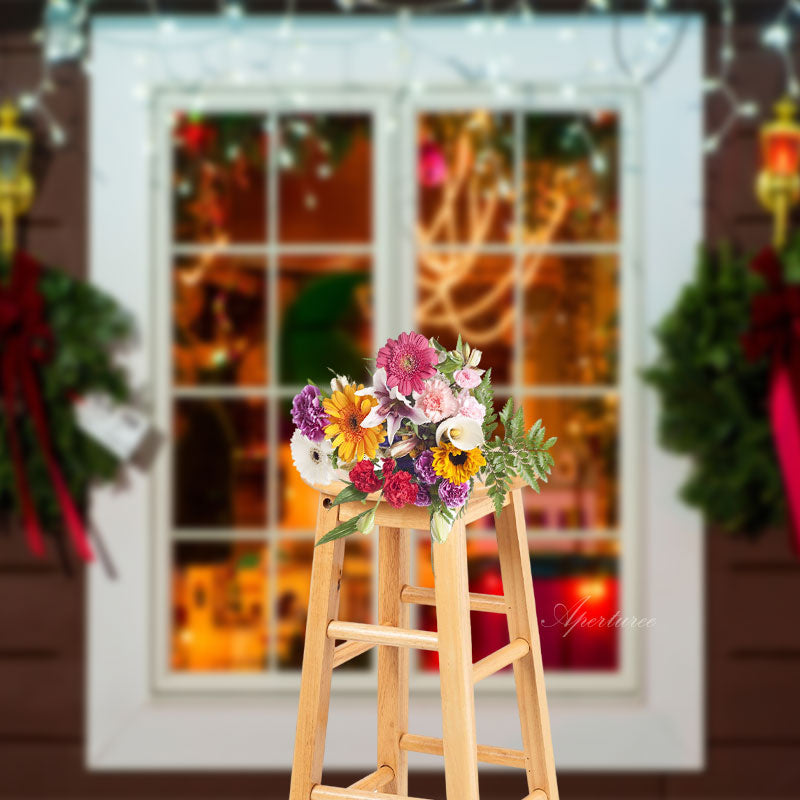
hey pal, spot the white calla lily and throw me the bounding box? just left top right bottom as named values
left=435, top=415, right=485, bottom=450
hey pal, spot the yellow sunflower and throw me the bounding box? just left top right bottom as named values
left=431, top=442, right=486, bottom=484
left=323, top=383, right=384, bottom=462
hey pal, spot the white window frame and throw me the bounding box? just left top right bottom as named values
left=88, top=14, right=704, bottom=771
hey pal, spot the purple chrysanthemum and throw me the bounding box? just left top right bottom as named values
left=414, top=484, right=432, bottom=507
left=438, top=478, right=470, bottom=509
left=414, top=450, right=438, bottom=485
left=291, top=384, right=329, bottom=442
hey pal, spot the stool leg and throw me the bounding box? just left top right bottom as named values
left=289, top=496, right=346, bottom=800
left=377, top=526, right=410, bottom=794
left=495, top=489, right=559, bottom=800
left=433, top=518, right=480, bottom=800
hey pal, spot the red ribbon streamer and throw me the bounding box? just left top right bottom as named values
left=742, top=247, right=800, bottom=555
left=0, top=251, right=92, bottom=561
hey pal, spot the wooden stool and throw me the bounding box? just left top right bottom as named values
left=289, top=479, right=559, bottom=800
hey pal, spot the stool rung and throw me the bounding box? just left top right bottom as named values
left=327, top=621, right=438, bottom=651
left=400, top=585, right=507, bottom=614
left=524, top=791, right=548, bottom=800
left=472, top=637, right=530, bottom=684
left=347, top=765, right=394, bottom=791
left=311, top=786, right=431, bottom=800
left=399, top=733, right=526, bottom=769
left=332, top=640, right=375, bottom=669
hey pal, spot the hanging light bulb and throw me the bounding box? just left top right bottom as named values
left=763, top=23, right=791, bottom=49
left=158, top=18, right=177, bottom=37
left=738, top=101, right=760, bottom=118
left=704, top=135, right=720, bottom=154
left=223, top=1, right=244, bottom=19
left=18, top=93, right=38, bottom=112
left=49, top=123, right=66, bottom=147
left=44, top=0, right=88, bottom=62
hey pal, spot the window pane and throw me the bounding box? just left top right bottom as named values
left=278, top=114, right=372, bottom=243
left=531, top=539, right=620, bottom=671
left=276, top=538, right=373, bottom=670
left=173, top=113, right=267, bottom=243
left=521, top=396, right=619, bottom=530
left=173, top=256, right=267, bottom=387
left=173, top=398, right=267, bottom=528
left=417, top=111, right=514, bottom=245
left=523, top=112, right=619, bottom=243
left=417, top=253, right=514, bottom=385
left=278, top=254, right=372, bottom=386
left=415, top=535, right=620, bottom=673
left=171, top=541, right=269, bottom=672
left=522, top=254, right=618, bottom=386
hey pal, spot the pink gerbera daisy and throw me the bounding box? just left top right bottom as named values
left=376, top=332, right=438, bottom=396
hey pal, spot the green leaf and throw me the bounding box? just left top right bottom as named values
left=499, top=398, right=514, bottom=426
left=316, top=508, right=373, bottom=546
left=330, top=483, right=369, bottom=506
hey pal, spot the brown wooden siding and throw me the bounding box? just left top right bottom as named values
left=2, top=16, right=800, bottom=799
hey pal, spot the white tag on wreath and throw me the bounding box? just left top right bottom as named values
left=75, top=393, right=151, bottom=460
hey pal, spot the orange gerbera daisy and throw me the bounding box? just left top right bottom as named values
left=323, top=383, right=384, bottom=462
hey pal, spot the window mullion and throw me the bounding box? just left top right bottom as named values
left=266, top=109, right=280, bottom=674
left=513, top=108, right=524, bottom=397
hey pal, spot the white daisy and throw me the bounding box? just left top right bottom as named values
left=290, top=429, right=335, bottom=486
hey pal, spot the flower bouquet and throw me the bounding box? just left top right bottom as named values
left=289, top=332, right=556, bottom=545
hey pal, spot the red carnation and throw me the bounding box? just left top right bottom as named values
left=349, top=459, right=383, bottom=493
left=380, top=458, right=396, bottom=479
left=383, top=470, right=418, bottom=509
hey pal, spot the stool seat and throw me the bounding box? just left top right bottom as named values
left=314, top=476, right=527, bottom=529
left=289, top=484, right=559, bottom=800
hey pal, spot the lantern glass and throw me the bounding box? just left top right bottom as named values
left=764, top=131, right=800, bottom=177
left=0, top=139, right=25, bottom=183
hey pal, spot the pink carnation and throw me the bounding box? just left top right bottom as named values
left=457, top=391, right=486, bottom=422
left=415, top=377, right=458, bottom=423
left=454, top=367, right=483, bottom=389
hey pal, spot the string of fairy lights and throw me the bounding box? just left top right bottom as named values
left=5, top=0, right=800, bottom=153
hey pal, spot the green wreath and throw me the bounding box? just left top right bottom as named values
left=0, top=258, right=133, bottom=539
left=643, top=243, right=785, bottom=535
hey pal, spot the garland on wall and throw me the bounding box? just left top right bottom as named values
left=0, top=251, right=133, bottom=560
left=10, top=0, right=776, bottom=157
left=644, top=238, right=800, bottom=543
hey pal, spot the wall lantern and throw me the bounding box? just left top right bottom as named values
left=0, top=101, right=34, bottom=258
left=756, top=97, right=800, bottom=249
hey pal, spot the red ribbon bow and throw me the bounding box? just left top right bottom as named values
left=742, top=247, right=800, bottom=555
left=0, top=251, right=92, bottom=561
left=741, top=247, right=800, bottom=368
